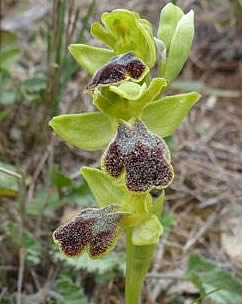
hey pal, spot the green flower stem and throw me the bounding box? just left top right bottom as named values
left=125, top=228, right=156, bottom=304
left=125, top=192, right=165, bottom=304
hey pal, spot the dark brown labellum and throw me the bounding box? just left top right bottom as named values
left=86, top=52, right=148, bottom=90
left=53, top=205, right=124, bottom=258
left=103, top=120, right=174, bottom=192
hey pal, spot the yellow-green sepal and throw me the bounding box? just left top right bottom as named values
left=49, top=112, right=113, bottom=151
left=68, top=44, right=114, bottom=75
left=157, top=3, right=184, bottom=50
left=163, top=10, right=195, bottom=85
left=81, top=167, right=127, bottom=207
left=142, top=92, right=201, bottom=138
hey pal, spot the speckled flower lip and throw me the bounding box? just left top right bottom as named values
left=86, top=52, right=148, bottom=90
left=103, top=120, right=174, bottom=192
left=53, top=205, right=124, bottom=259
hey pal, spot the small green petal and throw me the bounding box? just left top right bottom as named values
left=164, top=10, right=195, bottom=85
left=68, top=44, right=114, bottom=75
left=132, top=215, right=163, bottom=246
left=137, top=77, right=167, bottom=108
left=109, top=82, right=147, bottom=100
left=49, top=112, right=113, bottom=151
left=142, top=92, right=201, bottom=138
left=157, top=3, right=184, bottom=50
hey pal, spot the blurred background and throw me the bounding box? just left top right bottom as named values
left=0, top=0, right=242, bottom=303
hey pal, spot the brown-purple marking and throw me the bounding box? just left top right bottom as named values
left=86, top=52, right=147, bottom=90
left=53, top=205, right=124, bottom=258
left=103, top=120, right=174, bottom=192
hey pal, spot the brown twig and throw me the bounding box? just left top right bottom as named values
left=16, top=248, right=26, bottom=304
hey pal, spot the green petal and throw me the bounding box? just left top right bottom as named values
left=137, top=77, right=167, bottom=107
left=109, top=82, right=147, bottom=100
left=49, top=112, right=113, bottom=151
left=91, top=22, right=116, bottom=48
left=132, top=215, right=163, bottom=246
left=164, top=10, right=195, bottom=85
left=68, top=44, right=114, bottom=75
left=142, top=92, right=201, bottom=138
left=92, top=9, right=156, bottom=67
left=157, top=3, right=184, bottom=50
left=81, top=167, right=127, bottom=207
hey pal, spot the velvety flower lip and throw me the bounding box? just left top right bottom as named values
left=103, top=120, right=174, bottom=192
left=86, top=52, right=148, bottom=90
left=53, top=205, right=124, bottom=259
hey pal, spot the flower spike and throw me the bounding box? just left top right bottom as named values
left=53, top=205, right=124, bottom=259
left=102, top=120, right=174, bottom=192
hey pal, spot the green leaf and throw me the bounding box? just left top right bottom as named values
left=0, top=30, right=18, bottom=47
left=50, top=166, right=72, bottom=188
left=22, top=77, right=46, bottom=92
left=132, top=215, right=163, bottom=246
left=0, top=89, right=18, bottom=105
left=164, top=10, right=194, bottom=85
left=0, top=30, right=20, bottom=69
left=142, top=92, right=201, bottom=138
left=157, top=3, right=184, bottom=50
left=91, top=9, right=156, bottom=67
left=68, top=44, right=114, bottom=75
left=67, top=180, right=96, bottom=208
left=81, top=167, right=127, bottom=207
left=186, top=253, right=242, bottom=304
left=0, top=162, right=18, bottom=197
left=54, top=251, right=125, bottom=278
left=26, top=188, right=62, bottom=215
left=55, top=274, right=88, bottom=304
left=49, top=112, right=113, bottom=151
left=0, top=48, right=20, bottom=69
left=4, top=222, right=41, bottom=265
left=161, top=213, right=177, bottom=231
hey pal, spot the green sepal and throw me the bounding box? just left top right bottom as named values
left=157, top=3, right=184, bottom=50
left=132, top=215, right=163, bottom=246
left=142, top=92, right=201, bottom=138
left=81, top=167, right=127, bottom=207
left=94, top=78, right=166, bottom=120
left=152, top=191, right=165, bottom=217
left=91, top=9, right=156, bottom=68
left=49, top=112, right=113, bottom=151
left=163, top=10, right=195, bottom=85
left=68, top=44, right=114, bottom=75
